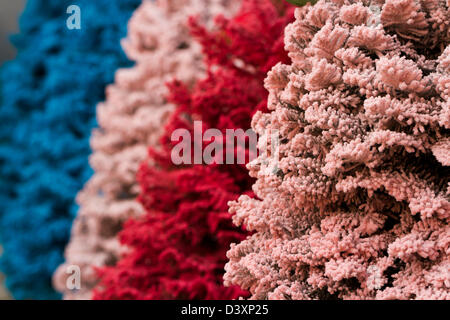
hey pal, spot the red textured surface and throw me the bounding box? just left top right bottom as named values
left=93, top=0, right=294, bottom=300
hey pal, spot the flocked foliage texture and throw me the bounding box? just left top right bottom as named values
left=224, top=0, right=449, bottom=300
left=53, top=0, right=240, bottom=300
left=93, top=0, right=295, bottom=300
left=0, top=0, right=140, bottom=299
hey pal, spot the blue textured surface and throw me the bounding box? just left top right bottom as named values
left=0, top=0, right=140, bottom=299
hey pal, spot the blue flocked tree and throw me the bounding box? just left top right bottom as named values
left=0, top=0, right=140, bottom=299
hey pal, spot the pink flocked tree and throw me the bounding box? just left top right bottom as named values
left=224, top=0, right=449, bottom=299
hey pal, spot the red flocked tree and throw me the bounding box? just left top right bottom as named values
left=93, top=0, right=294, bottom=300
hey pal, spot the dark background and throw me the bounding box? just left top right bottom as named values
left=0, top=0, right=26, bottom=64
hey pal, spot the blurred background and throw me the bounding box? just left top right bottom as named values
left=0, top=0, right=25, bottom=64
left=0, top=0, right=25, bottom=299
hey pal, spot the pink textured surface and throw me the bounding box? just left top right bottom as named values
left=224, top=0, right=449, bottom=300
left=53, top=0, right=239, bottom=300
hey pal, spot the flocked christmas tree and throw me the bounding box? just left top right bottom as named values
left=224, top=0, right=449, bottom=300
left=0, top=0, right=140, bottom=299
left=93, top=0, right=295, bottom=300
